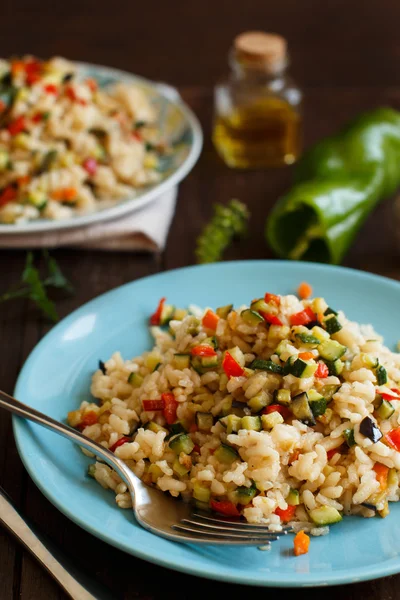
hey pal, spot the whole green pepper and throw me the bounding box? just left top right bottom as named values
left=266, top=107, right=400, bottom=263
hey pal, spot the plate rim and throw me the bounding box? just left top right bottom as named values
left=12, top=260, right=400, bottom=587
left=0, top=61, right=203, bottom=235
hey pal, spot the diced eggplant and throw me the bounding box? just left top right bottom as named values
left=291, top=392, right=316, bottom=426
left=359, top=416, right=383, bottom=443
left=195, top=412, right=214, bottom=431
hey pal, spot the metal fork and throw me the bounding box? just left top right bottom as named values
left=0, top=390, right=287, bottom=546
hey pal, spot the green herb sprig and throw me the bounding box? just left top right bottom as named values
left=0, top=251, right=73, bottom=322
left=195, top=199, right=250, bottom=264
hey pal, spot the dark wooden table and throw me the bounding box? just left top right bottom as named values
left=1, top=1, right=400, bottom=598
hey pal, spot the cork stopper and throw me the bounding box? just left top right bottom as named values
left=234, top=31, right=287, bottom=71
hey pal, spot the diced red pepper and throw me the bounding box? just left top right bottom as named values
left=193, top=443, right=201, bottom=453
left=32, top=112, right=44, bottom=123
left=373, top=463, right=389, bottom=491
left=11, top=61, right=25, bottom=77
left=274, top=504, right=296, bottom=522
left=289, top=449, right=300, bottom=464
left=391, top=388, right=400, bottom=395
left=8, top=116, right=26, bottom=136
left=25, top=60, right=42, bottom=86
left=162, top=392, right=178, bottom=425
left=260, top=312, right=283, bottom=326
left=289, top=306, right=317, bottom=326
left=0, top=100, right=6, bottom=112
left=26, top=72, right=40, bottom=86
left=44, top=83, right=58, bottom=95
left=384, top=427, right=400, bottom=451
left=132, top=130, right=143, bottom=141
left=315, top=361, right=329, bottom=378
left=377, top=388, right=400, bottom=401
left=263, top=404, right=291, bottom=419
left=109, top=436, right=131, bottom=452
left=0, top=186, right=17, bottom=207
left=327, top=448, right=341, bottom=460
left=298, top=352, right=315, bottom=361
left=210, top=500, right=240, bottom=517
left=189, top=423, right=198, bottom=433
left=222, top=351, right=244, bottom=378
left=78, top=410, right=98, bottom=430
left=191, top=345, right=217, bottom=357
left=149, top=297, right=166, bottom=325
left=85, top=78, right=98, bottom=92
left=202, top=309, right=220, bottom=331
left=142, top=399, right=166, bottom=411
left=16, top=175, right=30, bottom=187
left=83, top=157, right=98, bottom=175
left=264, top=293, right=281, bottom=306
left=66, top=86, right=87, bottom=105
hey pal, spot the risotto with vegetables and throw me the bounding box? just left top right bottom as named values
left=68, top=290, right=400, bottom=537
left=0, top=56, right=169, bottom=223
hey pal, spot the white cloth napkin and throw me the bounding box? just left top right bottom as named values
left=0, top=187, right=177, bottom=252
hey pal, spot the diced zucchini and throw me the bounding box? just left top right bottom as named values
left=145, top=421, right=168, bottom=434
left=160, top=304, right=175, bottom=325
left=203, top=336, right=218, bottom=349
left=324, top=315, right=342, bottom=335
left=250, top=359, right=283, bottom=374
left=324, top=306, right=338, bottom=316
left=291, top=392, right=316, bottom=425
left=241, top=415, right=262, bottom=431
left=250, top=298, right=270, bottom=313
left=241, top=309, right=264, bottom=326
left=87, top=464, right=96, bottom=478
left=376, top=399, right=395, bottom=420
left=310, top=325, right=330, bottom=342
left=261, top=411, right=284, bottom=430
left=308, top=390, right=327, bottom=417
left=225, top=414, right=242, bottom=434
left=169, top=422, right=186, bottom=436
left=173, top=353, right=191, bottom=370
left=295, top=333, right=321, bottom=346
left=27, top=189, right=48, bottom=209
left=228, top=346, right=245, bottom=367
left=375, top=365, right=388, bottom=386
left=318, top=340, right=346, bottom=361
left=236, top=482, right=257, bottom=505
left=216, top=304, right=233, bottom=319
left=273, top=388, right=291, bottom=406
left=214, top=443, right=239, bottom=464
left=148, top=463, right=163, bottom=482
left=193, top=482, right=211, bottom=503
left=343, top=428, right=355, bottom=447
left=287, top=488, right=300, bottom=506
left=359, top=353, right=379, bottom=369
left=283, top=355, right=297, bottom=375
left=195, top=412, right=214, bottom=431
left=0, top=149, right=10, bottom=171
left=128, top=372, right=144, bottom=387
left=172, top=307, right=187, bottom=321
left=388, top=468, right=398, bottom=488
left=317, top=407, right=333, bottom=425
left=169, top=433, right=194, bottom=454
left=201, top=355, right=219, bottom=369
left=194, top=499, right=211, bottom=512
left=313, top=297, right=328, bottom=314
left=248, top=390, right=270, bottom=412
left=321, top=384, right=340, bottom=402
left=173, top=457, right=189, bottom=477
left=145, top=352, right=162, bottom=372
left=220, top=396, right=233, bottom=416
left=275, top=339, right=294, bottom=357
left=290, top=358, right=317, bottom=379
left=309, top=505, right=342, bottom=526
left=324, top=359, right=344, bottom=376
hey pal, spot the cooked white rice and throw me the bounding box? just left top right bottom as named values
left=68, top=292, right=400, bottom=535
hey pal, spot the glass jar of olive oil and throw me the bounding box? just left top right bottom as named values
left=213, top=31, right=302, bottom=168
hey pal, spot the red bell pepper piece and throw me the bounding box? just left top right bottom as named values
left=0, top=100, right=6, bottom=112
left=149, top=297, right=166, bottom=325
left=85, top=78, right=98, bottom=92
left=327, top=448, right=342, bottom=460
left=142, top=399, right=166, bottom=411
left=263, top=404, right=291, bottom=419
left=274, top=504, right=296, bottom=522
left=289, top=306, right=317, bottom=326
left=8, top=116, right=26, bottom=136
left=264, top=293, right=281, bottom=306
left=193, top=443, right=201, bottom=453
left=202, top=309, right=220, bottom=331
left=162, top=392, right=178, bottom=425
left=78, top=410, right=98, bottom=430
left=191, top=345, right=217, bottom=357
left=315, top=362, right=329, bottom=378
left=83, top=158, right=98, bottom=175
left=0, top=186, right=17, bottom=207
left=222, top=351, right=244, bottom=378
left=377, top=388, right=400, bottom=401
left=109, top=436, right=131, bottom=452
left=189, top=423, right=198, bottom=433
left=44, top=84, right=58, bottom=95
left=132, top=130, right=143, bottom=141
left=210, top=499, right=240, bottom=517
left=384, top=428, right=400, bottom=451
left=260, top=312, right=283, bottom=326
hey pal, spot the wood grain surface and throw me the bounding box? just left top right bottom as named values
left=1, top=1, right=400, bottom=598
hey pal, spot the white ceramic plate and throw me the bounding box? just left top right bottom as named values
left=0, top=62, right=203, bottom=235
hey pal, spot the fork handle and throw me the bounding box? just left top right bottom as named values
left=0, top=389, right=137, bottom=496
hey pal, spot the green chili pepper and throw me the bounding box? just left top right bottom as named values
left=266, top=107, right=400, bottom=263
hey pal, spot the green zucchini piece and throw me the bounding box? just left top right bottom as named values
left=216, top=304, right=233, bottom=319
left=241, top=309, right=264, bottom=326
left=248, top=390, right=270, bottom=412
left=308, top=392, right=327, bottom=417
left=343, top=428, right=356, bottom=447
left=214, top=443, right=239, bottom=464
left=169, top=433, right=194, bottom=454
left=360, top=353, right=379, bottom=369
left=318, top=340, right=346, bottom=361
left=376, top=399, right=395, bottom=420
left=283, top=355, right=297, bottom=375
left=295, top=333, right=321, bottom=346
left=87, top=464, right=96, bottom=478
left=324, top=359, right=344, bottom=376
left=375, top=365, right=388, bottom=386
left=291, top=392, right=316, bottom=425
left=173, top=458, right=189, bottom=477
left=250, top=298, right=270, bottom=313
left=172, top=354, right=191, bottom=370
left=236, top=482, right=257, bottom=505
left=193, top=482, right=211, bottom=503
left=250, top=359, right=283, bottom=374
left=287, top=488, right=300, bottom=506
left=309, top=506, right=342, bottom=526
left=261, top=411, right=284, bottom=430
left=273, top=388, right=291, bottom=406
left=128, top=372, right=144, bottom=387
left=324, top=307, right=338, bottom=316
left=145, top=421, right=168, bottom=434
left=201, top=355, right=219, bottom=369
left=290, top=358, right=317, bottom=378
left=160, top=304, right=175, bottom=325
left=310, top=325, right=330, bottom=342
left=320, top=384, right=340, bottom=402
left=324, top=315, right=342, bottom=335
left=241, top=415, right=262, bottom=431
left=225, top=414, right=242, bottom=434
left=195, top=412, right=214, bottom=431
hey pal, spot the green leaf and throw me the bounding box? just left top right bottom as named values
left=42, top=250, right=74, bottom=293
left=22, top=252, right=58, bottom=322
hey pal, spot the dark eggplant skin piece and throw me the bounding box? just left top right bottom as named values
left=359, top=416, right=382, bottom=443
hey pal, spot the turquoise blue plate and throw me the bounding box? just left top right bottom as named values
left=13, top=261, right=400, bottom=587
